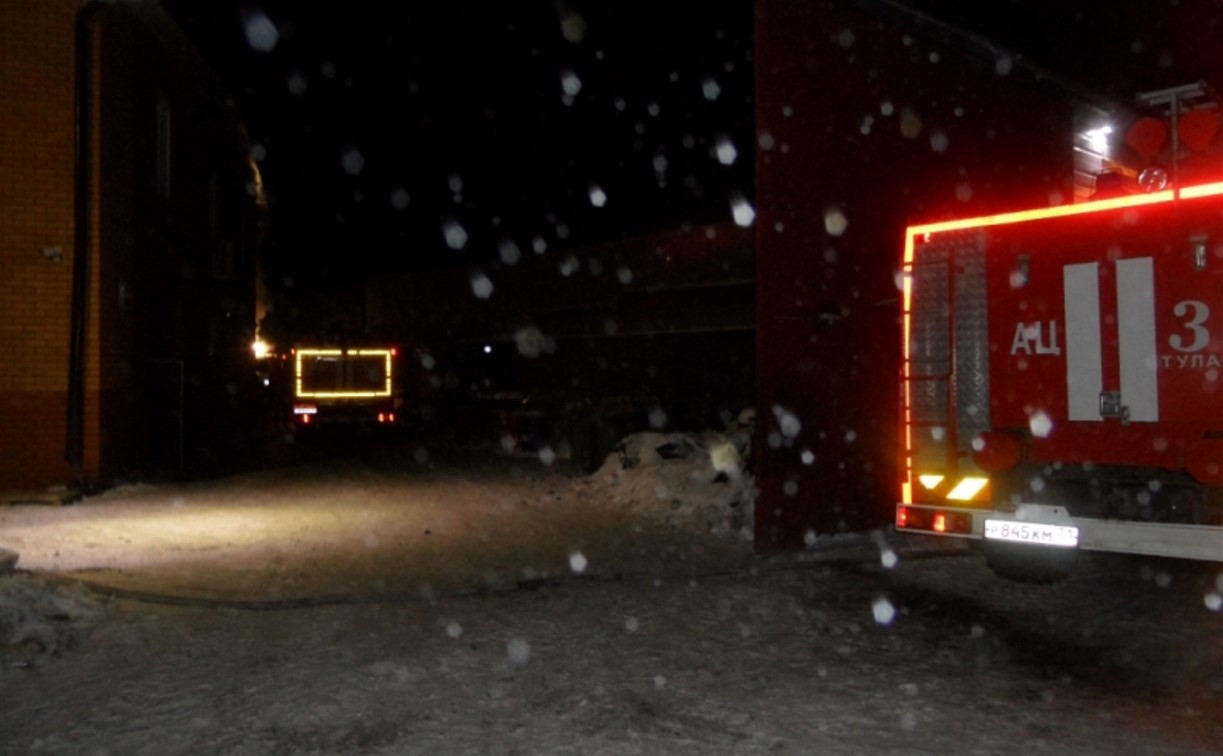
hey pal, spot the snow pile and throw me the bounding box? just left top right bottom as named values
left=585, top=419, right=756, bottom=541
left=0, top=572, right=106, bottom=670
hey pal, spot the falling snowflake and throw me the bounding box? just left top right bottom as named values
left=443, top=219, right=467, bottom=250
left=559, top=9, right=586, bottom=43
left=823, top=207, right=848, bottom=236
left=242, top=8, right=279, bottom=52
left=561, top=68, right=582, bottom=98
left=701, top=77, right=721, bottom=101
left=340, top=148, right=365, bottom=176
left=872, top=597, right=896, bottom=625
left=507, top=637, right=531, bottom=666
left=715, top=136, right=737, bottom=165
left=730, top=195, right=755, bottom=227
left=568, top=551, right=588, bottom=574
left=498, top=240, right=522, bottom=265
left=287, top=71, right=307, bottom=96
left=470, top=272, right=494, bottom=300
left=1028, top=410, right=1053, bottom=438
left=772, top=405, right=801, bottom=438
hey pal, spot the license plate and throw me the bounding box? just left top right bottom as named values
left=983, top=519, right=1079, bottom=548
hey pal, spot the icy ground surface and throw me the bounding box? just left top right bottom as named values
left=1, top=439, right=1221, bottom=755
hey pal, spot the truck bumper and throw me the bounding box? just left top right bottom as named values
left=896, top=502, right=1223, bottom=562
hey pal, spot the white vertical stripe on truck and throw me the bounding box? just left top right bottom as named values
left=1116, top=257, right=1160, bottom=422
left=1064, top=262, right=1103, bottom=422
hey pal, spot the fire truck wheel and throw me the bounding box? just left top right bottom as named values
left=981, top=542, right=1077, bottom=584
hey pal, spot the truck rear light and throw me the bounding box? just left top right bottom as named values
left=896, top=505, right=973, bottom=535
left=918, top=474, right=944, bottom=490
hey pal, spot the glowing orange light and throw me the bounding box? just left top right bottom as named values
left=908, top=190, right=1175, bottom=244
left=1181, top=181, right=1223, bottom=200
left=933, top=513, right=947, bottom=533
left=896, top=506, right=909, bottom=529
left=905, top=181, right=1222, bottom=251
left=295, top=348, right=394, bottom=399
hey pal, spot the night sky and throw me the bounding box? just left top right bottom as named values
left=162, top=0, right=1221, bottom=287
left=163, top=1, right=755, bottom=284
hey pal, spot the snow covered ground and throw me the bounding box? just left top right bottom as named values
left=1, top=436, right=1221, bottom=754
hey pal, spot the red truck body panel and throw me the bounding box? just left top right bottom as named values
left=898, top=182, right=1223, bottom=563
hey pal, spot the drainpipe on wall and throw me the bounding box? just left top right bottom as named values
left=67, top=0, right=115, bottom=475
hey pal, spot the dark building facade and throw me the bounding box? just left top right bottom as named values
left=0, top=0, right=263, bottom=493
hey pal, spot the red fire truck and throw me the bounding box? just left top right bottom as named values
left=895, top=178, right=1223, bottom=579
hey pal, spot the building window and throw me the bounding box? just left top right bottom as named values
left=156, top=93, right=172, bottom=198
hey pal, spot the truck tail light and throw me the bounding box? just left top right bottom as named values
left=896, top=505, right=973, bottom=535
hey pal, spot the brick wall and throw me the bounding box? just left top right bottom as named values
left=1, top=1, right=259, bottom=491
left=0, top=0, right=79, bottom=489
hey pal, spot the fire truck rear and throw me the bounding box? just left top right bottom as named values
left=896, top=178, right=1223, bottom=580
left=291, top=347, right=399, bottom=427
